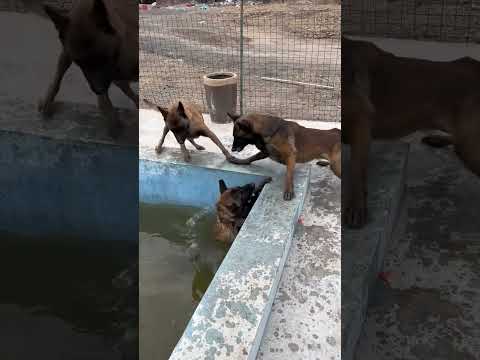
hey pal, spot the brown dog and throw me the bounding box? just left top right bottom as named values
left=214, top=177, right=272, bottom=244
left=342, top=36, right=480, bottom=228
left=143, top=99, right=234, bottom=162
left=226, top=113, right=341, bottom=200
left=39, top=0, right=139, bottom=138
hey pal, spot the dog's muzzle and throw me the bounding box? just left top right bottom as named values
left=231, top=144, right=241, bottom=152
left=231, top=138, right=248, bottom=152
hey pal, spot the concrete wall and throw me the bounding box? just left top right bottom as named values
left=140, top=159, right=265, bottom=208
left=0, top=131, right=138, bottom=242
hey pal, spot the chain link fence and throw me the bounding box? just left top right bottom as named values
left=342, top=0, right=480, bottom=43
left=140, top=3, right=341, bottom=122
left=0, top=0, right=73, bottom=12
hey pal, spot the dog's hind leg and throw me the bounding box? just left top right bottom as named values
left=156, top=126, right=169, bottom=154
left=38, top=51, right=72, bottom=117
left=114, top=80, right=139, bottom=109
left=343, top=91, right=373, bottom=228
left=98, top=94, right=124, bottom=139
left=329, top=142, right=341, bottom=178
left=422, top=133, right=454, bottom=148
left=188, top=139, right=205, bottom=151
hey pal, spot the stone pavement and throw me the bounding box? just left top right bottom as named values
left=355, top=133, right=480, bottom=360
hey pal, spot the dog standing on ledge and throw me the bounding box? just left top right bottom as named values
left=226, top=113, right=341, bottom=200
left=39, top=0, right=139, bottom=138
left=143, top=99, right=235, bottom=162
left=342, top=36, right=480, bottom=228
left=214, top=177, right=272, bottom=244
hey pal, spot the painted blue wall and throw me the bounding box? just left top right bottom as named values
left=0, top=131, right=138, bottom=242
left=139, top=159, right=266, bottom=208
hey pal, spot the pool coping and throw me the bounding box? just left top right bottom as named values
left=139, top=146, right=311, bottom=360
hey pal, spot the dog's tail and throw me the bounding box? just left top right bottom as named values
left=142, top=98, right=169, bottom=119
left=142, top=98, right=158, bottom=109
left=421, top=134, right=453, bottom=148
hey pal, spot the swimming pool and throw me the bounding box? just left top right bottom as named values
left=140, top=203, right=227, bottom=360
left=140, top=146, right=310, bottom=359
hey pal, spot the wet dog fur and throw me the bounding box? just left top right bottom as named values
left=214, top=177, right=272, bottom=244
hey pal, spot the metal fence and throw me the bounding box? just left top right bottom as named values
left=0, top=0, right=73, bottom=12
left=342, top=0, right=480, bottom=43
left=140, top=5, right=341, bottom=122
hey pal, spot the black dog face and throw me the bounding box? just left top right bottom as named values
left=214, top=178, right=271, bottom=244
left=227, top=113, right=257, bottom=152
left=217, top=180, right=256, bottom=222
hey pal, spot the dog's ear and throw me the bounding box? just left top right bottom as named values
left=43, top=5, right=69, bottom=36
left=227, top=113, right=241, bottom=122
left=177, top=102, right=187, bottom=118
left=237, top=118, right=252, bottom=132
left=219, top=180, right=228, bottom=194
left=91, top=0, right=115, bottom=34
left=158, top=107, right=169, bottom=121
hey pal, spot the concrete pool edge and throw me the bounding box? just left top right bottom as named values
left=0, top=129, right=138, bottom=242
left=139, top=147, right=311, bottom=360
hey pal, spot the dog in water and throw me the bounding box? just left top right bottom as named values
left=214, top=177, right=272, bottom=244
left=226, top=113, right=341, bottom=200
left=342, top=36, right=480, bottom=228
left=39, top=0, right=139, bottom=138
left=143, top=99, right=235, bottom=162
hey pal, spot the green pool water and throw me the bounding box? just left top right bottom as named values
left=0, top=232, right=137, bottom=359
left=139, top=203, right=227, bottom=360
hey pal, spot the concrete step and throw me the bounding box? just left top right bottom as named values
left=341, top=142, right=409, bottom=360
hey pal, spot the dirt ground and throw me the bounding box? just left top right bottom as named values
left=140, top=1, right=341, bottom=121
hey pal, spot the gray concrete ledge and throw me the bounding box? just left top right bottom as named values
left=342, top=142, right=409, bottom=360
left=0, top=99, right=138, bottom=242
left=0, top=95, right=138, bottom=146
left=258, top=164, right=341, bottom=360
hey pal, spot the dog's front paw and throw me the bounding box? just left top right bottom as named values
left=184, top=153, right=192, bottom=162
left=155, top=146, right=163, bottom=154
left=38, top=98, right=54, bottom=118
left=283, top=190, right=294, bottom=201
left=227, top=156, right=244, bottom=165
